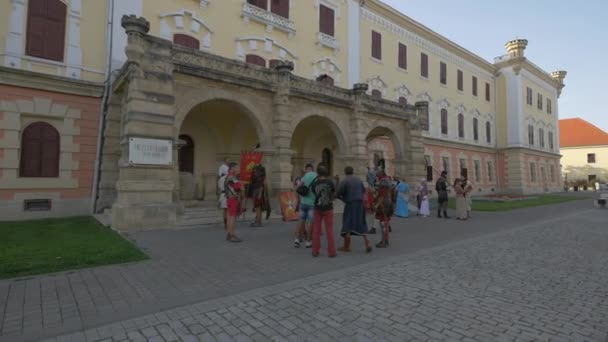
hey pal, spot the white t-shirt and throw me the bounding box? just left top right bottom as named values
left=218, top=163, right=229, bottom=177
left=218, top=175, right=227, bottom=208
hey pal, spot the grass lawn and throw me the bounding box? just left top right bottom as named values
left=448, top=194, right=583, bottom=212
left=0, top=216, right=147, bottom=279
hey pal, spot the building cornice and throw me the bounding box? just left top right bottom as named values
left=366, top=0, right=497, bottom=77
left=0, top=66, right=104, bottom=97
left=495, top=57, right=560, bottom=93
left=499, top=146, right=562, bottom=158
left=424, top=137, right=497, bottom=154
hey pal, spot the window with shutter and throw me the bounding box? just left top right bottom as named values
left=398, top=43, right=407, bottom=69
left=371, top=31, right=382, bottom=60
left=398, top=96, right=407, bottom=107
left=485, top=82, right=491, bottom=101
left=19, top=122, right=60, bottom=178
left=421, top=53, right=428, bottom=78
left=173, top=34, right=200, bottom=50
left=271, top=0, right=289, bottom=19
left=472, top=76, right=478, bottom=96
left=458, top=114, right=465, bottom=138
left=457, top=69, right=463, bottom=91
left=473, top=118, right=479, bottom=141
left=247, top=0, right=268, bottom=10
left=319, top=5, right=335, bottom=36
left=246, top=54, right=266, bottom=67
left=371, top=90, right=382, bottom=99
left=26, top=0, right=67, bottom=62
left=316, top=74, right=334, bottom=86
left=440, top=109, right=448, bottom=135
left=440, top=62, right=447, bottom=85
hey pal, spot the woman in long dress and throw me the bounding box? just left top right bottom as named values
left=418, top=179, right=431, bottom=217
left=454, top=178, right=468, bottom=220
left=395, top=179, right=410, bottom=218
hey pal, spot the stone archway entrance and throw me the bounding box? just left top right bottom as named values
left=366, top=126, right=402, bottom=177
left=178, top=99, right=262, bottom=201
left=290, top=116, right=346, bottom=179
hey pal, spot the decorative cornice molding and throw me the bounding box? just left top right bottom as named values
left=0, top=66, right=104, bottom=97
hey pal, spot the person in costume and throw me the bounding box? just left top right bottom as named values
left=337, top=166, right=372, bottom=253
left=374, top=170, right=395, bottom=248
left=395, top=178, right=410, bottom=218
left=418, top=179, right=431, bottom=217
left=436, top=171, right=450, bottom=218
left=224, top=164, right=243, bottom=242
left=248, top=163, right=270, bottom=227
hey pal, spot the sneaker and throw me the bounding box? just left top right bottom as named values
left=305, top=241, right=312, bottom=248
left=293, top=239, right=301, bottom=248
left=368, top=228, right=377, bottom=234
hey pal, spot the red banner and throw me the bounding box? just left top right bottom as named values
left=240, top=151, right=264, bottom=184
left=280, top=191, right=300, bottom=221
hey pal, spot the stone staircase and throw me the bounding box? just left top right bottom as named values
left=176, top=200, right=284, bottom=229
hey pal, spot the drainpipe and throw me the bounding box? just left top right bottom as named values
left=90, top=0, right=115, bottom=214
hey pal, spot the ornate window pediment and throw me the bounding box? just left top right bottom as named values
left=242, top=2, right=296, bottom=38
left=312, top=57, right=342, bottom=85
left=436, top=98, right=451, bottom=110
left=159, top=9, right=214, bottom=50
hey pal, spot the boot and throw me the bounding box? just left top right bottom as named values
left=437, top=209, right=442, bottom=218
left=339, top=236, right=351, bottom=252
left=364, top=237, right=372, bottom=253
left=443, top=210, right=450, bottom=219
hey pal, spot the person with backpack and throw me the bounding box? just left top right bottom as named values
left=310, top=164, right=337, bottom=258
left=293, top=163, right=317, bottom=248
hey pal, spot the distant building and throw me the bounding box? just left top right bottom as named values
left=560, top=118, right=608, bottom=186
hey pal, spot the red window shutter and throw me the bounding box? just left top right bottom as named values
left=20, top=122, right=59, bottom=178
left=398, top=43, right=407, bottom=69
left=320, top=5, right=335, bottom=36
left=173, top=34, right=200, bottom=50
left=246, top=54, right=266, bottom=67
left=26, top=0, right=66, bottom=62
left=372, top=31, right=382, bottom=60
left=398, top=97, right=407, bottom=107
left=421, top=53, right=428, bottom=78
left=371, top=90, right=382, bottom=99
left=248, top=0, right=267, bottom=9
left=271, top=0, right=289, bottom=18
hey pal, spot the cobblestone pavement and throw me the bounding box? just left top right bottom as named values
left=43, top=203, right=608, bottom=342
left=1, top=194, right=607, bottom=341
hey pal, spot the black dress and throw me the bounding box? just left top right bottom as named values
left=337, top=176, right=368, bottom=236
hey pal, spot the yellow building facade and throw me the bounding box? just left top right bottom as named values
left=0, top=0, right=567, bottom=226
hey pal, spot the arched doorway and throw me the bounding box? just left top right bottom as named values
left=290, top=116, right=346, bottom=180
left=178, top=134, right=194, bottom=174
left=366, top=126, right=401, bottom=177
left=179, top=99, right=262, bottom=199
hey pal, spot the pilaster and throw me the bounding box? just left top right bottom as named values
left=111, top=16, right=178, bottom=231
left=349, top=83, right=370, bottom=179
left=270, top=61, right=295, bottom=193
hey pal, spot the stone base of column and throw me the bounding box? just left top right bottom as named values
left=111, top=203, right=178, bottom=231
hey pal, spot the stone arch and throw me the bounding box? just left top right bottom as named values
left=289, top=113, right=348, bottom=154
left=174, top=87, right=270, bottom=147
left=364, top=124, right=405, bottom=160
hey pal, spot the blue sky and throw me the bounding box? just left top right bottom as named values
left=382, top=0, right=608, bottom=132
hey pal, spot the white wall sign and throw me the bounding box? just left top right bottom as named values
left=129, top=138, right=173, bottom=165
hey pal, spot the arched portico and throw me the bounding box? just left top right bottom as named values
left=365, top=124, right=406, bottom=178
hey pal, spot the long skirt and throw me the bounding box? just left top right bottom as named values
left=341, top=200, right=368, bottom=236
left=456, top=196, right=467, bottom=219
left=419, top=197, right=430, bottom=216
left=395, top=195, right=409, bottom=218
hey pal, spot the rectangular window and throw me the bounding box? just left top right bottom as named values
left=248, top=0, right=268, bottom=9
left=440, top=109, right=448, bottom=135
left=530, top=163, right=537, bottom=183
left=440, top=62, right=447, bottom=85
left=528, top=124, right=534, bottom=145
left=537, top=93, right=543, bottom=110
left=550, top=165, right=556, bottom=182
left=442, top=157, right=450, bottom=177
left=472, top=76, right=478, bottom=96
left=487, top=161, right=494, bottom=182
left=539, top=128, right=545, bottom=148
left=460, top=158, right=467, bottom=174
left=398, top=43, right=407, bottom=70
left=474, top=160, right=481, bottom=182
left=319, top=4, right=335, bottom=36
left=457, top=69, right=463, bottom=91
left=526, top=87, right=533, bottom=105
left=548, top=131, right=554, bottom=150
left=372, top=31, right=382, bottom=60
left=270, top=0, right=290, bottom=18
left=424, top=155, right=432, bottom=166
left=588, top=153, right=596, bottom=163
left=23, top=199, right=52, bottom=212
left=421, top=53, right=428, bottom=78
left=485, top=82, right=491, bottom=101
left=547, top=98, right=552, bottom=114
left=26, top=0, right=67, bottom=62
left=486, top=121, right=492, bottom=144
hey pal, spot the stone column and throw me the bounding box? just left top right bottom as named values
left=349, top=83, right=370, bottom=179
left=269, top=61, right=295, bottom=194
left=403, top=101, right=428, bottom=183
left=111, top=16, right=178, bottom=230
